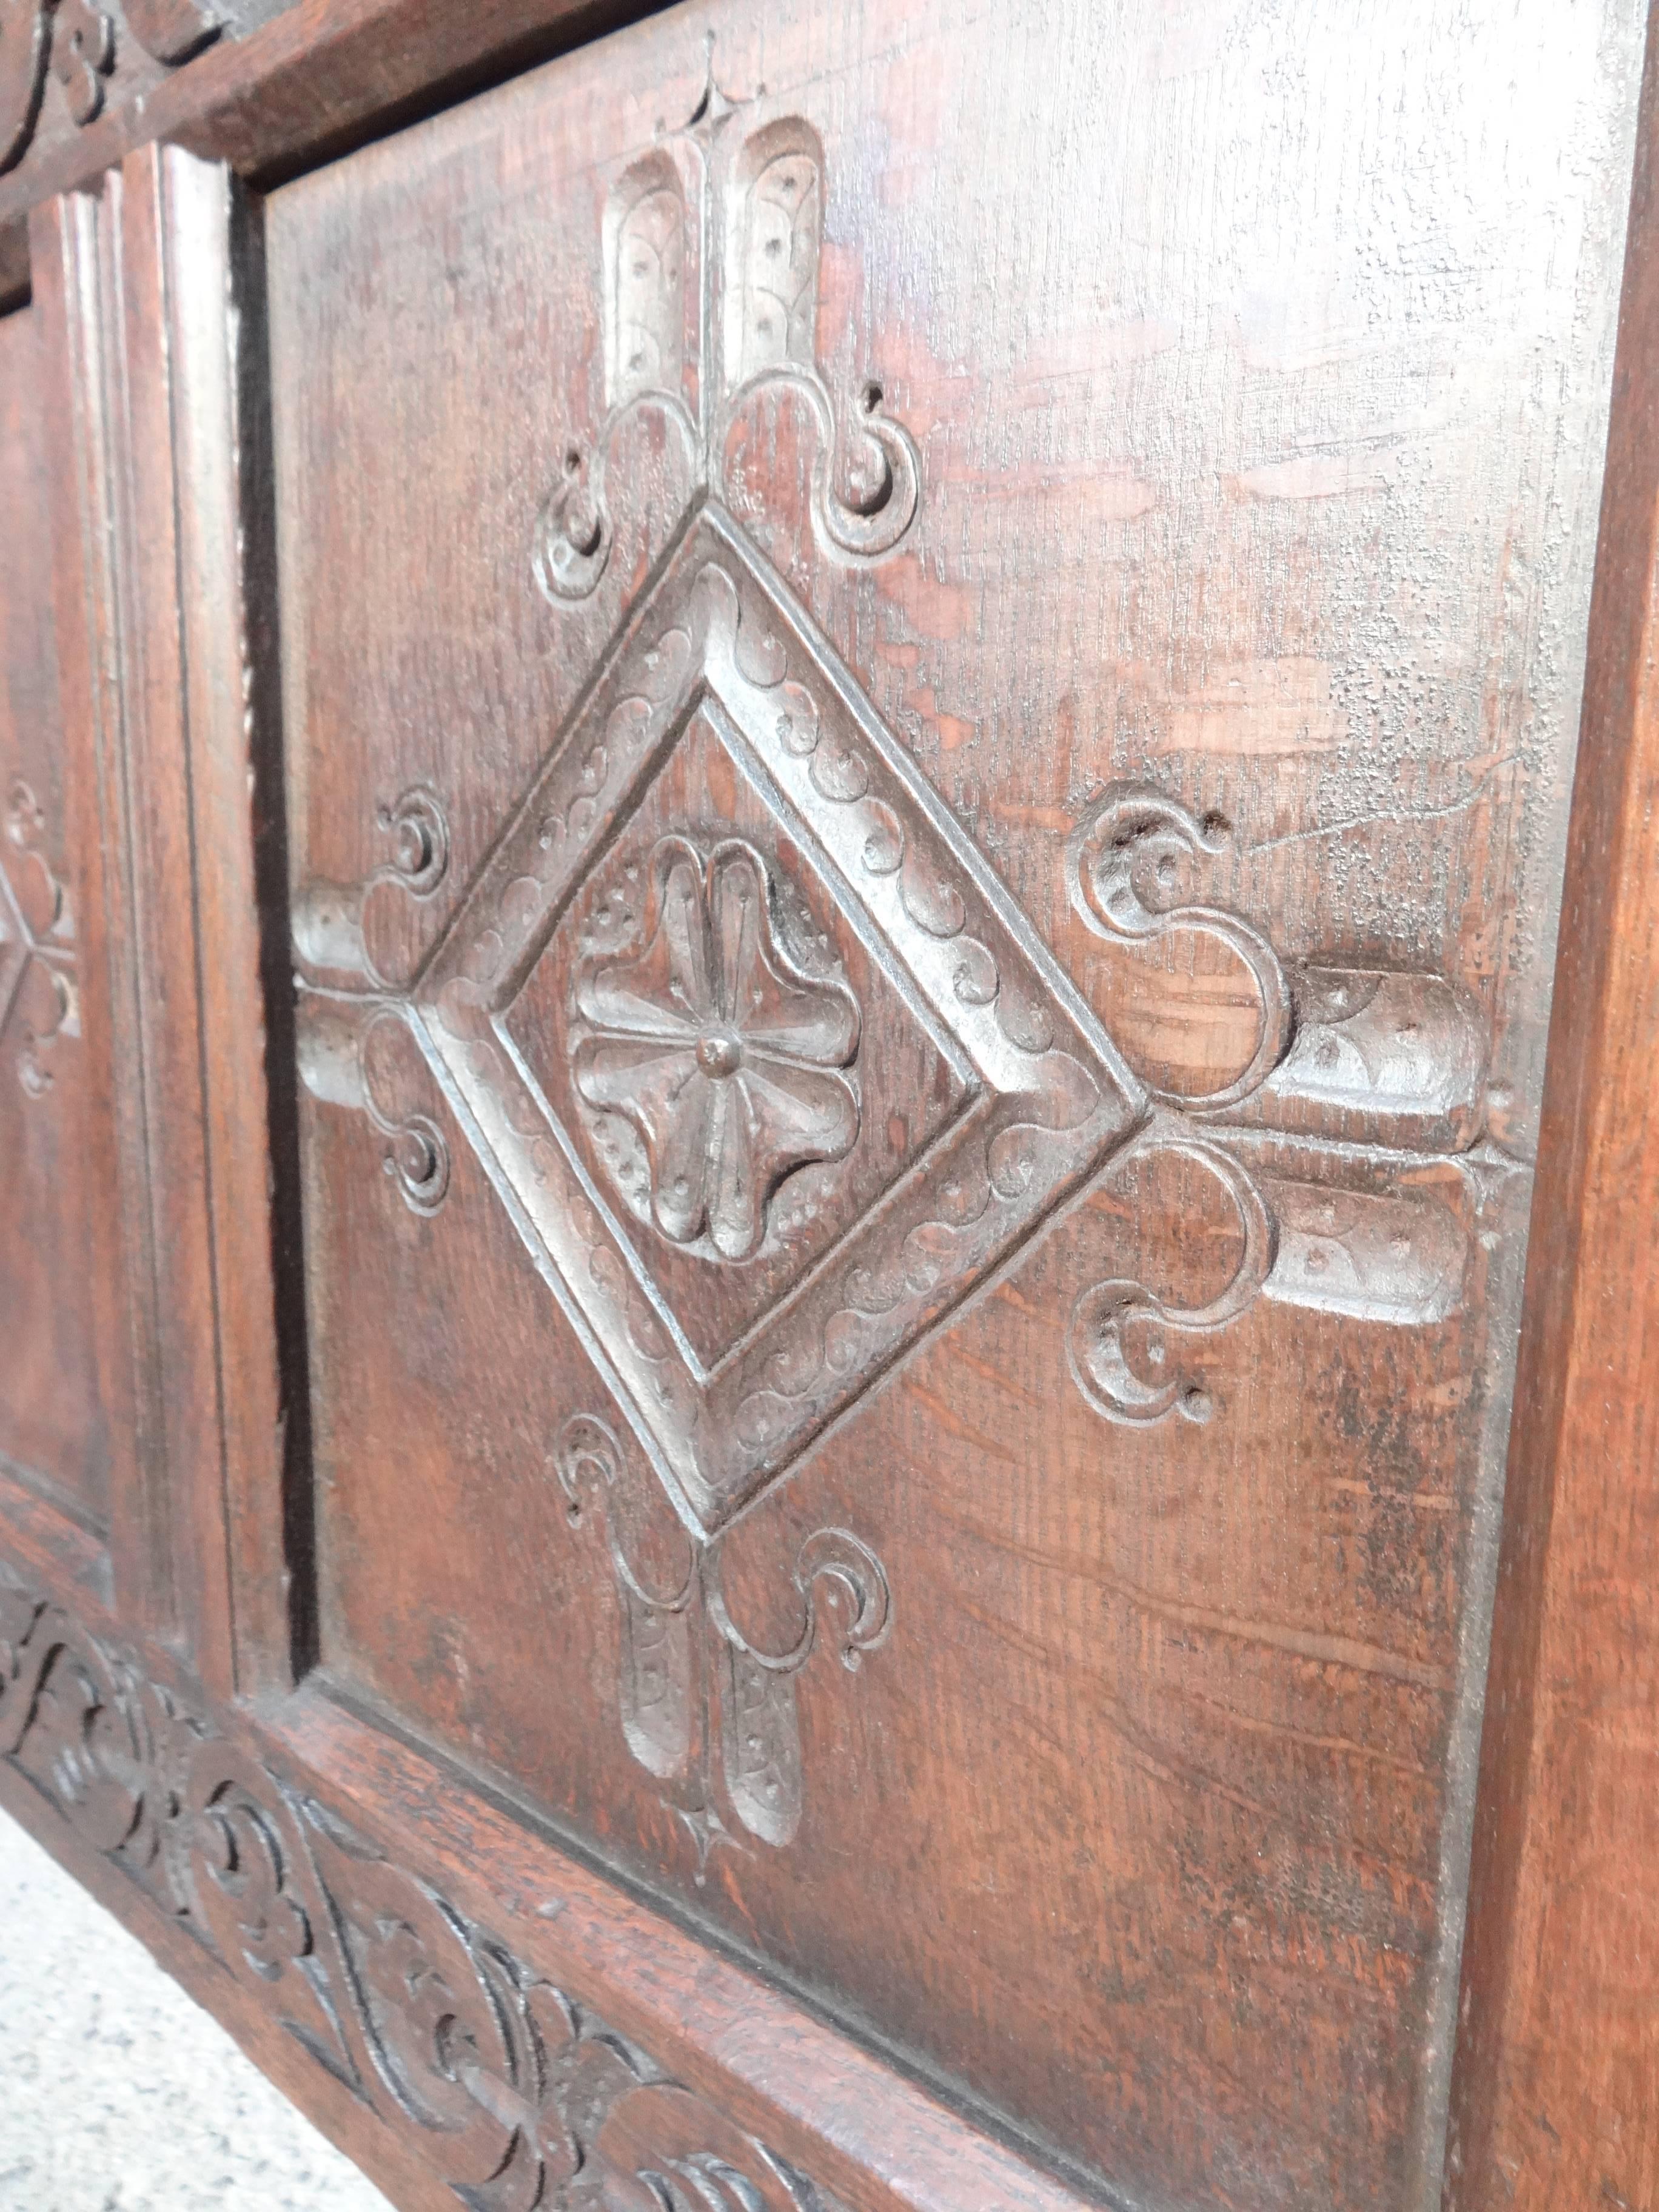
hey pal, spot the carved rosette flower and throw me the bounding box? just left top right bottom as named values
left=574, top=838, right=860, bottom=1261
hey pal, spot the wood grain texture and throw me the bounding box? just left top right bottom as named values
left=30, top=146, right=291, bottom=1690
left=1444, top=11, right=1659, bottom=2208
left=0, top=0, right=288, bottom=197
left=264, top=7, right=1647, bottom=2208
left=0, top=0, right=655, bottom=226
left=0, top=292, right=111, bottom=1533
left=2, top=4, right=1658, bottom=2210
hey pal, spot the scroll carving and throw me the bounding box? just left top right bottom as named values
left=291, top=783, right=449, bottom=989
left=0, top=4, right=51, bottom=170
left=534, top=44, right=920, bottom=602
left=295, top=996, right=451, bottom=1215
left=50, top=0, right=113, bottom=126
left=1063, top=782, right=1496, bottom=1426
left=0, top=1567, right=846, bottom=2212
left=0, top=0, right=224, bottom=174
left=554, top=1416, right=890, bottom=1866
left=0, top=779, right=79, bottom=1098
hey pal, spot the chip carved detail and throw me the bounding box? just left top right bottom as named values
left=534, top=42, right=920, bottom=602
left=554, top=1413, right=889, bottom=1868
left=0, top=777, right=79, bottom=1098
left=0, top=1569, right=846, bottom=2212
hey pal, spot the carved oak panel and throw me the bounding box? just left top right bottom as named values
left=263, top=5, right=1645, bottom=2210
left=0, top=297, right=104, bottom=1527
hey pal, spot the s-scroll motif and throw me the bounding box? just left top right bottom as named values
left=535, top=53, right=920, bottom=605
left=292, top=785, right=449, bottom=991
left=1064, top=781, right=1490, bottom=1427
left=1069, top=788, right=1291, bottom=1113
left=1, top=0, right=223, bottom=173
left=295, top=997, right=451, bottom=1216
left=0, top=1568, right=846, bottom=2212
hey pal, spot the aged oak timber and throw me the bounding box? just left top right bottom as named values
left=2, top=5, right=1658, bottom=2210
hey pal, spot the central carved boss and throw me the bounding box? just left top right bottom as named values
left=573, top=837, right=860, bottom=1262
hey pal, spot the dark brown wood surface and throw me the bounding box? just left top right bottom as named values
left=31, top=143, right=293, bottom=1675
left=1, top=5, right=1658, bottom=2212
left=1445, top=15, right=1659, bottom=2207
left=264, top=6, right=1644, bottom=2208
left=0, top=291, right=109, bottom=1531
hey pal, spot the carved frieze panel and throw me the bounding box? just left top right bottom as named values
left=0, top=1568, right=846, bottom=2212
left=252, top=1, right=1644, bottom=2194
left=284, top=55, right=1513, bottom=1887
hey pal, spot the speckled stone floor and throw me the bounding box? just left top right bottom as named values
left=0, top=1808, right=394, bottom=2212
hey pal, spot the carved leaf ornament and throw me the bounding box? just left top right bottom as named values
left=0, top=1570, right=848, bottom=2212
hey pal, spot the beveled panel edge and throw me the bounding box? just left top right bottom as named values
left=0, top=1521, right=1113, bottom=2212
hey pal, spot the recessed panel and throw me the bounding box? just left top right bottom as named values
left=268, top=5, right=1645, bottom=2207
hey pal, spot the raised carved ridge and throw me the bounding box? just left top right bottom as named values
left=0, top=777, right=79, bottom=1097
left=296, top=509, right=1146, bottom=1533
left=0, top=1566, right=846, bottom=2212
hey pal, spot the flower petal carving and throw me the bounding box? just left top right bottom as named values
left=574, top=837, right=860, bottom=1262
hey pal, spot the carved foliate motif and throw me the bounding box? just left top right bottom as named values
left=0, top=1568, right=846, bottom=2212
left=0, top=779, right=79, bottom=1097
left=571, top=836, right=861, bottom=1264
